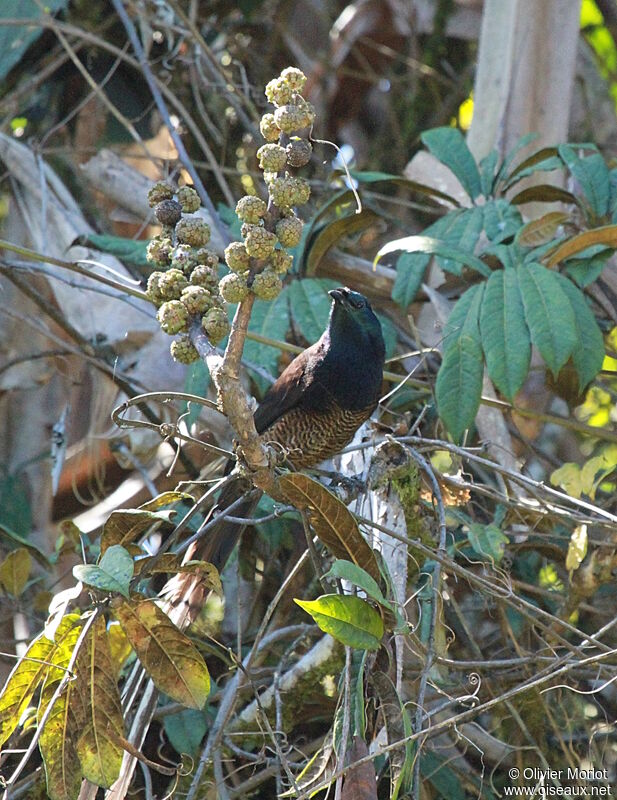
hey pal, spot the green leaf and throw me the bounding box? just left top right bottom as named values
left=295, top=594, right=384, bottom=650
left=555, top=276, right=604, bottom=391
left=558, top=145, right=610, bottom=218
left=482, top=200, right=522, bottom=243
left=377, top=235, right=490, bottom=278
left=479, top=269, right=530, bottom=400
left=347, top=169, right=461, bottom=206
left=442, top=283, right=485, bottom=348
left=479, top=149, right=499, bottom=197
left=434, top=207, right=484, bottom=274
left=79, top=234, right=149, bottom=268
left=421, top=752, right=466, bottom=800
left=436, top=334, right=484, bottom=442
left=324, top=560, right=390, bottom=609
left=495, top=132, right=539, bottom=184
left=73, top=545, right=134, bottom=598
left=517, top=263, right=577, bottom=376
left=0, top=1, right=69, bottom=82
left=183, top=361, right=210, bottom=428
left=288, top=278, right=337, bottom=343
left=243, top=287, right=290, bottom=394
left=306, top=209, right=380, bottom=275
left=392, top=251, right=429, bottom=308
left=467, top=523, right=508, bottom=564
left=420, top=128, right=482, bottom=199
left=163, top=708, right=208, bottom=757
left=563, top=247, right=612, bottom=287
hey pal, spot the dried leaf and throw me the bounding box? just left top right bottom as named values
left=516, top=212, right=570, bottom=247
left=100, top=508, right=176, bottom=553
left=342, top=737, right=377, bottom=800
left=280, top=473, right=380, bottom=584
left=113, top=596, right=210, bottom=709
left=546, top=224, right=617, bottom=267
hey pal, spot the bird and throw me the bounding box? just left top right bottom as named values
left=165, top=286, right=385, bottom=620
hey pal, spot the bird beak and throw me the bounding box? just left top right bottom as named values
left=328, top=287, right=349, bottom=304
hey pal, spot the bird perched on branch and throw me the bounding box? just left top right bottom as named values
left=166, top=287, right=384, bottom=619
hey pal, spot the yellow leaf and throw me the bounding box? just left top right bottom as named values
left=566, top=525, right=588, bottom=573
left=0, top=547, right=32, bottom=596
left=547, top=224, right=617, bottom=267
left=71, top=615, right=124, bottom=787
left=113, top=596, right=210, bottom=709
left=549, top=462, right=583, bottom=499
left=0, top=614, right=81, bottom=745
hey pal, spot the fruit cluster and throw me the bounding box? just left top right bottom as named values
left=221, top=66, right=313, bottom=303
left=145, top=184, right=229, bottom=364
left=145, top=66, right=314, bottom=365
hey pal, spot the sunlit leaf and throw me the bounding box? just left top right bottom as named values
left=295, top=594, right=383, bottom=650
left=113, top=596, right=210, bottom=709
left=566, top=525, right=588, bottom=572
left=100, top=508, right=176, bottom=553
left=0, top=614, right=81, bottom=745
left=377, top=235, right=490, bottom=277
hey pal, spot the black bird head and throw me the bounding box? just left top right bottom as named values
left=327, top=287, right=385, bottom=359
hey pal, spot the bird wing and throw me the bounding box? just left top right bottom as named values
left=253, top=343, right=319, bottom=434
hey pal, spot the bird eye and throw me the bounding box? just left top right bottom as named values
left=353, top=299, right=365, bottom=309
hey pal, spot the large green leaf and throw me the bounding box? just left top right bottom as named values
left=517, top=262, right=577, bottom=376
left=295, top=594, right=384, bottom=650
left=73, top=545, right=134, bottom=598
left=390, top=208, right=486, bottom=308
left=0, top=1, right=68, bottom=82
left=479, top=269, right=530, bottom=400
left=438, top=285, right=485, bottom=441
left=558, top=145, right=610, bottom=219
left=243, top=287, right=290, bottom=393
left=482, top=200, right=522, bottom=244
left=420, top=128, right=482, bottom=199
left=436, top=334, right=484, bottom=442
left=288, top=278, right=336, bottom=343
left=555, top=276, right=604, bottom=391
left=442, top=283, right=485, bottom=348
